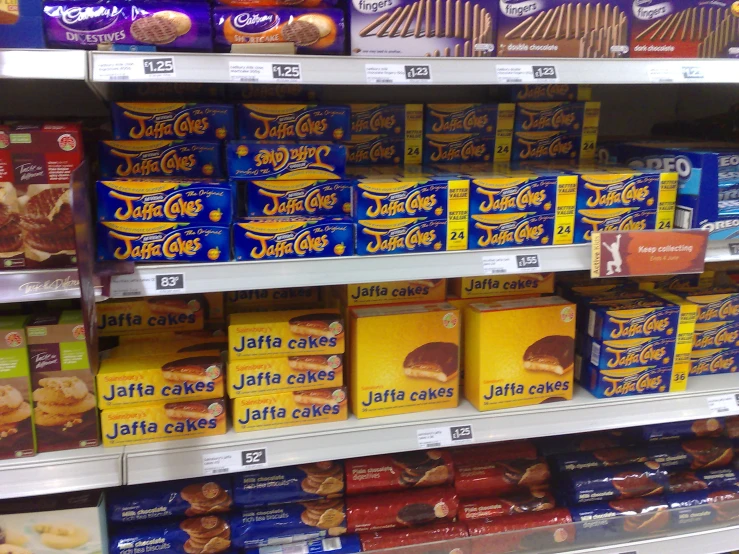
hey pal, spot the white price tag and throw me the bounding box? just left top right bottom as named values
left=229, top=61, right=302, bottom=83
left=93, top=56, right=176, bottom=81
left=417, top=424, right=473, bottom=448
left=482, top=254, right=541, bottom=274
left=365, top=64, right=432, bottom=84
left=109, top=273, right=186, bottom=298
left=648, top=66, right=679, bottom=83
left=707, top=393, right=739, bottom=416
left=496, top=64, right=558, bottom=84
left=680, top=65, right=704, bottom=81
left=202, top=448, right=268, bottom=475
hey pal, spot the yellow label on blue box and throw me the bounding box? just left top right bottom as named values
left=233, top=217, right=353, bottom=261
left=465, top=296, right=576, bottom=411
left=101, top=398, right=227, bottom=446
left=232, top=387, right=347, bottom=432
left=228, top=354, right=343, bottom=398
left=97, top=350, right=224, bottom=409
left=228, top=309, right=344, bottom=360
left=342, top=279, right=446, bottom=307
left=97, top=222, right=230, bottom=262
left=350, top=303, right=460, bottom=419
left=450, top=274, right=554, bottom=299
left=226, top=142, right=346, bottom=179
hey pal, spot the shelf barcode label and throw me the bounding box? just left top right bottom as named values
left=202, top=448, right=268, bottom=475
left=365, top=64, right=432, bottom=84
left=707, top=393, right=739, bottom=416
left=417, top=424, right=473, bottom=448
left=496, top=64, right=558, bottom=84
left=229, top=61, right=302, bottom=83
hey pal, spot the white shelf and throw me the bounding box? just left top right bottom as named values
left=109, top=244, right=591, bottom=298
left=124, top=373, right=738, bottom=485
left=88, top=52, right=739, bottom=85
left=0, top=446, right=123, bottom=499
left=0, top=49, right=87, bottom=80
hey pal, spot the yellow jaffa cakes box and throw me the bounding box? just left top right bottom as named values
left=97, top=350, right=225, bottom=409
left=225, top=287, right=323, bottom=314
left=103, top=336, right=227, bottom=359
left=232, top=387, right=348, bottom=432
left=101, top=397, right=227, bottom=446
left=449, top=274, right=555, bottom=299
left=341, top=279, right=446, bottom=307
left=228, top=309, right=344, bottom=360
left=465, top=296, right=576, bottom=411
left=228, top=354, right=343, bottom=397
left=350, top=302, right=460, bottom=419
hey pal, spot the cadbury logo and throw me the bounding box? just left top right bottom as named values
left=233, top=12, right=278, bottom=32
left=59, top=5, right=122, bottom=29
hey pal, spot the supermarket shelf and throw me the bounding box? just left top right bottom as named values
left=124, top=373, right=738, bottom=484
left=109, top=244, right=592, bottom=298
left=0, top=446, right=123, bottom=499
left=706, top=238, right=739, bottom=263
left=0, top=49, right=87, bottom=80
left=87, top=52, right=739, bottom=85
left=0, top=268, right=103, bottom=303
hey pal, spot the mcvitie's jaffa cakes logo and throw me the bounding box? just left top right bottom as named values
left=362, top=221, right=442, bottom=254
left=607, top=312, right=672, bottom=339
left=427, top=137, right=490, bottom=163
left=247, top=144, right=336, bottom=174
left=245, top=225, right=348, bottom=259
left=602, top=368, right=666, bottom=397
left=110, top=146, right=201, bottom=178
left=351, top=109, right=398, bottom=134
left=251, top=112, right=333, bottom=141
left=516, top=133, right=575, bottom=160
left=111, top=192, right=205, bottom=221
left=112, top=229, right=208, bottom=260
left=259, top=188, right=338, bottom=216
left=361, top=187, right=441, bottom=218
left=429, top=110, right=491, bottom=134
left=476, top=183, right=549, bottom=213
left=124, top=111, right=212, bottom=140
left=583, top=176, right=653, bottom=208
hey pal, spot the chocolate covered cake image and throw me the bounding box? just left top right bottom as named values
left=20, top=185, right=75, bottom=267
left=0, top=183, right=23, bottom=268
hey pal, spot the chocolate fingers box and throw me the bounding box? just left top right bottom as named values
left=111, top=103, right=235, bottom=141
left=99, top=141, right=223, bottom=179
left=44, top=2, right=213, bottom=50
left=213, top=7, right=346, bottom=54
left=349, top=0, right=497, bottom=57
left=97, top=222, right=231, bottom=263
left=497, top=0, right=630, bottom=58
left=97, top=181, right=234, bottom=224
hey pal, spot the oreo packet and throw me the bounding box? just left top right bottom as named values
left=558, top=462, right=669, bottom=505
left=110, top=515, right=233, bottom=554
left=234, top=462, right=345, bottom=507
left=108, top=477, right=232, bottom=523
left=231, top=499, right=347, bottom=548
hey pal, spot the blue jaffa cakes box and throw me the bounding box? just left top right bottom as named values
left=689, top=347, right=739, bottom=376
left=693, top=320, right=739, bottom=350
left=577, top=360, right=673, bottom=399
left=233, top=217, right=354, bottom=261
left=97, top=222, right=231, bottom=263
left=510, top=85, right=592, bottom=102
left=0, top=0, right=45, bottom=47
left=97, top=181, right=235, bottom=224
left=111, top=103, right=235, bottom=141
left=469, top=212, right=554, bottom=249
left=423, top=134, right=497, bottom=165
left=423, top=103, right=515, bottom=137
left=343, top=136, right=407, bottom=165
left=352, top=178, right=451, bottom=220
left=245, top=179, right=353, bottom=217
left=227, top=142, right=346, bottom=179
left=355, top=218, right=447, bottom=255
left=238, top=104, right=350, bottom=142
left=349, top=104, right=422, bottom=137
left=618, top=142, right=739, bottom=239
left=99, top=141, right=223, bottom=179
left=586, top=294, right=681, bottom=342
left=582, top=334, right=677, bottom=370
left=514, top=102, right=600, bottom=134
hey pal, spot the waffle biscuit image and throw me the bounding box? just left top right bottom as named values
left=231, top=387, right=347, bottom=432
left=130, top=15, right=179, bottom=44
left=403, top=342, right=459, bottom=382
left=181, top=482, right=233, bottom=517
left=523, top=335, right=574, bottom=375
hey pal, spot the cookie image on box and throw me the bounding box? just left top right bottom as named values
left=288, top=355, right=343, bottom=373
left=161, top=355, right=223, bottom=387
left=293, top=388, right=346, bottom=408
left=500, top=458, right=551, bottom=488
left=181, top=481, right=233, bottom=516
left=20, top=186, right=75, bottom=266
left=396, top=503, right=438, bottom=526
left=0, top=382, right=32, bottom=449
left=165, top=400, right=226, bottom=425
left=180, top=515, right=231, bottom=554
left=403, top=342, right=459, bottom=383
left=288, top=313, right=344, bottom=340
left=611, top=498, right=670, bottom=533
left=282, top=19, right=322, bottom=45
left=299, top=498, right=346, bottom=534
left=392, top=450, right=452, bottom=487
left=32, top=376, right=95, bottom=432
left=613, top=464, right=665, bottom=498
left=681, top=438, right=734, bottom=469
left=523, top=335, right=574, bottom=375
left=0, top=184, right=23, bottom=268
left=299, top=461, right=345, bottom=496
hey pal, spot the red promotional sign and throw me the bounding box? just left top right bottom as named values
left=591, top=230, right=709, bottom=278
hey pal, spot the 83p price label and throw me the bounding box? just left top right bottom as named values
left=143, top=57, right=175, bottom=76
left=155, top=273, right=185, bottom=292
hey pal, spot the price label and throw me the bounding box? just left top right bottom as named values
left=496, top=64, right=558, bottom=84
left=707, top=393, right=739, bottom=416
left=365, top=64, right=432, bottom=84
left=143, top=57, right=175, bottom=76
left=516, top=254, right=541, bottom=270
left=681, top=65, right=704, bottom=80
left=202, top=448, right=268, bottom=475
left=648, top=66, right=679, bottom=83
left=93, top=55, right=176, bottom=81
left=418, top=424, right=473, bottom=449
left=729, top=243, right=739, bottom=256
left=155, top=273, right=185, bottom=292
left=482, top=254, right=542, bottom=275
left=229, top=61, right=302, bottom=83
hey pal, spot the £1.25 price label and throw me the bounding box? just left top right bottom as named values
left=418, top=424, right=473, bottom=448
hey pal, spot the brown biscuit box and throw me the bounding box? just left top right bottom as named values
left=0, top=315, right=35, bottom=459
left=26, top=311, right=98, bottom=452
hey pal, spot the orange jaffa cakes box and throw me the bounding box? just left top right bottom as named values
left=228, top=309, right=344, bottom=360
left=449, top=274, right=554, bottom=299
left=341, top=279, right=447, bottom=307
left=350, top=302, right=460, bottom=418
left=101, top=397, right=227, bottom=446
left=465, top=296, right=576, bottom=411
left=231, top=387, right=348, bottom=432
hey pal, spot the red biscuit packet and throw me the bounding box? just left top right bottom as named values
left=450, top=441, right=538, bottom=465
left=360, top=522, right=469, bottom=552
left=459, top=491, right=557, bottom=521
left=346, top=486, right=459, bottom=533
left=467, top=508, right=574, bottom=554
left=345, top=450, right=454, bottom=496
left=454, top=458, right=550, bottom=499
